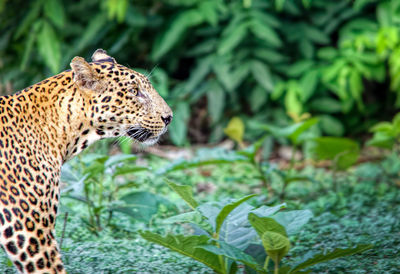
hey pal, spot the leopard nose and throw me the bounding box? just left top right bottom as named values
left=161, top=115, right=172, bottom=126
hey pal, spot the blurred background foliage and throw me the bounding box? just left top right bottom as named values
left=1, top=0, right=400, bottom=146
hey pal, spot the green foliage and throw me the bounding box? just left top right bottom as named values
left=141, top=183, right=372, bottom=273
left=61, top=153, right=174, bottom=231
left=309, top=137, right=360, bottom=170
left=3, top=0, right=400, bottom=144
left=367, top=112, right=400, bottom=149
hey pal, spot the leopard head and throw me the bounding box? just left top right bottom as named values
left=70, top=49, right=172, bottom=145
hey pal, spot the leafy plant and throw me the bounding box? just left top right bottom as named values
left=61, top=153, right=175, bottom=232
left=367, top=112, right=400, bottom=150
left=140, top=181, right=372, bottom=273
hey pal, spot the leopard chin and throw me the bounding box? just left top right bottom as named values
left=126, top=127, right=161, bottom=145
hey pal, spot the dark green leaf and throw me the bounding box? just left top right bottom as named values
left=290, top=245, right=373, bottom=272
left=139, top=232, right=223, bottom=272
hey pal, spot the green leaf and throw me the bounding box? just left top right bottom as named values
left=272, top=210, right=313, bottom=235
left=198, top=0, right=219, bottom=26
left=14, top=0, right=42, bottom=39
left=248, top=213, right=287, bottom=238
left=152, top=9, right=204, bottom=60
left=169, top=101, right=190, bottom=146
left=224, top=117, right=245, bottom=144
left=254, top=48, right=288, bottom=64
left=299, top=70, right=318, bottom=102
left=250, top=18, right=282, bottom=47
left=309, top=98, right=342, bottom=113
left=290, top=245, right=373, bottom=272
left=44, top=0, right=66, bottom=28
left=286, top=60, right=314, bottom=77
left=37, top=21, right=61, bottom=73
left=261, top=231, right=290, bottom=265
left=166, top=180, right=198, bottom=209
left=156, top=148, right=247, bottom=174
left=250, top=86, right=268, bottom=113
left=112, top=191, right=171, bottom=222
left=215, top=194, right=256, bottom=235
left=319, top=115, right=345, bottom=136
left=303, top=24, right=330, bottom=44
left=317, top=47, right=338, bottom=60
left=139, top=232, right=223, bottom=272
left=104, top=154, right=137, bottom=168
left=75, top=14, right=107, bottom=53
left=260, top=118, right=318, bottom=145
left=207, top=82, right=225, bottom=124
left=218, top=22, right=248, bottom=55
left=285, top=88, right=302, bottom=118
left=310, top=137, right=360, bottom=170
left=251, top=60, right=274, bottom=92
left=164, top=211, right=213, bottom=234
left=199, top=241, right=264, bottom=272
left=366, top=132, right=395, bottom=149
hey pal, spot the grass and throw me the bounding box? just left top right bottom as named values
left=0, top=149, right=399, bottom=273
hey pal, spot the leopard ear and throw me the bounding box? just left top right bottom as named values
left=91, top=49, right=116, bottom=63
left=70, top=56, right=106, bottom=92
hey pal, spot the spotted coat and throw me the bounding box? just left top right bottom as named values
left=0, top=49, right=172, bottom=273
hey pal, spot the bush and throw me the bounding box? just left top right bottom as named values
left=2, top=0, right=400, bottom=145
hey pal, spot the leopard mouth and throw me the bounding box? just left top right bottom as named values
left=126, top=128, right=154, bottom=142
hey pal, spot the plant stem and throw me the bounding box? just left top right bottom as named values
left=263, top=256, right=270, bottom=270
left=274, top=263, right=279, bottom=274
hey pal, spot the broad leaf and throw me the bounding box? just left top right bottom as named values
left=139, top=232, right=223, bottom=272
left=310, top=137, right=360, bottom=170
left=112, top=191, right=173, bottom=222
left=215, top=194, right=256, bottom=235
left=290, top=245, right=373, bottom=272
left=199, top=241, right=264, bottom=272
left=166, top=180, right=198, bottom=209
left=272, top=210, right=313, bottom=236
left=164, top=211, right=213, bottom=234
left=261, top=231, right=290, bottom=265
left=248, top=214, right=287, bottom=238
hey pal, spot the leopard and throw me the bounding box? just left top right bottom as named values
left=0, top=49, right=173, bottom=273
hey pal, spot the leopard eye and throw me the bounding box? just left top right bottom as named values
left=130, top=88, right=144, bottom=97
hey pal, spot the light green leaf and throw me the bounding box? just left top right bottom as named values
left=261, top=231, right=290, bottom=265
left=248, top=213, right=287, bottom=238
left=44, top=0, right=66, bottom=28
left=37, top=21, right=61, bottom=74
left=285, top=88, right=302, bottom=117
left=290, top=245, right=373, bottom=272
left=218, top=22, right=248, bottom=55
left=166, top=180, right=198, bottom=209
left=310, top=137, right=360, bottom=170
left=299, top=70, right=318, bottom=102
left=215, top=194, right=256, bottom=235
left=250, top=19, right=282, bottom=47
left=139, top=232, right=223, bottom=272
left=224, top=117, right=245, bottom=144
left=317, top=47, right=338, bottom=60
